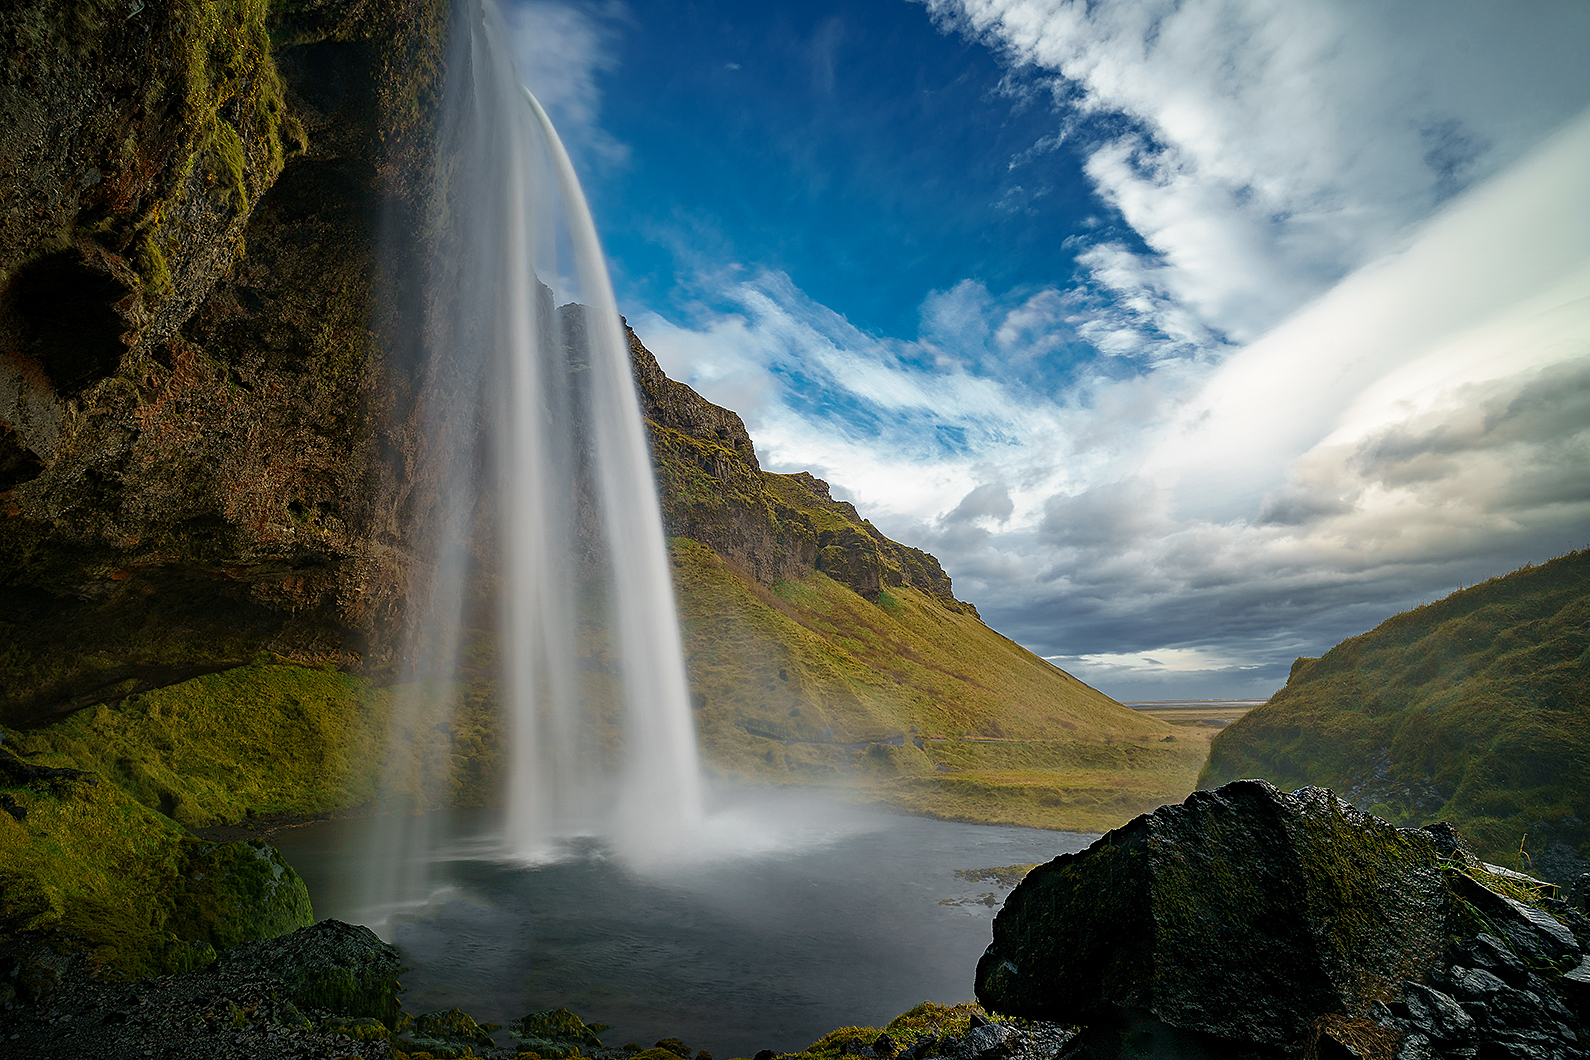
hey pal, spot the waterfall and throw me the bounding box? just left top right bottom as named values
left=367, top=0, right=702, bottom=919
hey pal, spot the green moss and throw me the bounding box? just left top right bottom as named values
left=792, top=1001, right=996, bottom=1060
left=0, top=773, right=310, bottom=977
left=9, top=664, right=391, bottom=826
left=1200, top=550, right=1590, bottom=875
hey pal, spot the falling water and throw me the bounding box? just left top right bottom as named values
left=366, top=0, right=702, bottom=919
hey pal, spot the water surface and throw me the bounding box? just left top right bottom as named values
left=273, top=792, right=1095, bottom=1058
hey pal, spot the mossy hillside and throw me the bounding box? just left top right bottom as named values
left=1200, top=549, right=1590, bottom=875
left=4, top=660, right=507, bottom=828
left=0, top=773, right=311, bottom=978
left=672, top=539, right=1203, bottom=832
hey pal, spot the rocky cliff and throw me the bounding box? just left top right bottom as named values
left=0, top=0, right=449, bottom=728
left=629, top=326, right=976, bottom=615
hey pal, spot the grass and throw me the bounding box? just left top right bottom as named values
left=1200, top=549, right=1590, bottom=876
left=673, top=538, right=1204, bottom=833
left=0, top=769, right=311, bottom=978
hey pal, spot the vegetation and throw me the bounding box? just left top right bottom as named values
left=0, top=764, right=311, bottom=978
left=796, top=1001, right=999, bottom=1060
left=674, top=539, right=1204, bottom=833
left=1200, top=549, right=1590, bottom=876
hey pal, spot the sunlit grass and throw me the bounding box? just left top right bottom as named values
left=672, top=537, right=1202, bottom=834
left=1201, top=549, right=1590, bottom=873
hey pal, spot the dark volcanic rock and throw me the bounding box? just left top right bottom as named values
left=976, top=780, right=1452, bottom=1051
left=218, top=918, right=401, bottom=1024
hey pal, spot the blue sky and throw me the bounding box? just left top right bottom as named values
left=508, top=0, right=1590, bottom=700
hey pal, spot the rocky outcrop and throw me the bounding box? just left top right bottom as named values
left=0, top=0, right=450, bottom=728
left=0, top=919, right=400, bottom=1057
left=630, top=330, right=978, bottom=617
left=977, top=779, right=1590, bottom=1059
left=218, top=918, right=402, bottom=1024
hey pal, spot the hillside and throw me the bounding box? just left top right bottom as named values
left=1199, top=549, right=1590, bottom=880
left=632, top=331, right=1199, bottom=831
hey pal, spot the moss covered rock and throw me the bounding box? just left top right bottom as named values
left=219, top=918, right=401, bottom=1024
left=0, top=756, right=311, bottom=979
left=976, top=780, right=1453, bottom=1051
left=511, top=1006, right=609, bottom=1055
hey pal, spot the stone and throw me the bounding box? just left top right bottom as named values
left=1568, top=875, right=1590, bottom=915
left=871, top=1033, right=898, bottom=1057
left=217, top=919, right=401, bottom=1024
left=944, top=1022, right=1020, bottom=1060
left=1454, top=934, right=1529, bottom=987
left=1558, top=955, right=1590, bottom=1013
left=1448, top=874, right=1580, bottom=963
left=1401, top=982, right=1475, bottom=1043
left=512, top=1006, right=608, bottom=1054
left=414, top=1007, right=498, bottom=1047
left=976, top=780, right=1451, bottom=1050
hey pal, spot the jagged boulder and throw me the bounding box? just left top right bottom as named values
left=219, top=918, right=401, bottom=1024
left=976, top=780, right=1453, bottom=1052
left=980, top=779, right=1590, bottom=1058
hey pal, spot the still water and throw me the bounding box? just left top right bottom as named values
left=271, top=791, right=1096, bottom=1058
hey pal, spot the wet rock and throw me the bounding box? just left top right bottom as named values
left=1568, top=875, right=1590, bottom=915
left=218, top=918, right=400, bottom=1024
left=872, top=1032, right=899, bottom=1057
left=1558, top=956, right=1590, bottom=1012
left=1400, top=982, right=1476, bottom=1042
left=512, top=1005, right=609, bottom=1055
left=956, top=1022, right=1020, bottom=1060
left=413, top=1006, right=499, bottom=1046
left=976, top=780, right=1451, bottom=1050
left=1447, top=873, right=1580, bottom=963
left=1455, top=934, right=1530, bottom=987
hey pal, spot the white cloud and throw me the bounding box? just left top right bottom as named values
left=504, top=0, right=630, bottom=164
left=632, top=108, right=1590, bottom=699
left=918, top=0, right=1590, bottom=349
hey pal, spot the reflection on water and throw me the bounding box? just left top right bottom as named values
left=271, top=790, right=1096, bottom=1058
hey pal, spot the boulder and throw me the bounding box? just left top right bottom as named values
left=976, top=780, right=1453, bottom=1051
left=218, top=918, right=401, bottom=1024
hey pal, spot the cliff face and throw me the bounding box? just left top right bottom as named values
left=0, top=0, right=449, bottom=728
left=630, top=329, right=977, bottom=617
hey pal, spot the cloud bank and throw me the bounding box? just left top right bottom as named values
left=638, top=99, right=1590, bottom=698
left=920, top=0, right=1590, bottom=355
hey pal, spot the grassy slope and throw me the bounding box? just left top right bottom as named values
left=1199, top=549, right=1590, bottom=874
left=674, top=538, right=1203, bottom=833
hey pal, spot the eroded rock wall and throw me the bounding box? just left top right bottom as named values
left=0, top=0, right=449, bottom=728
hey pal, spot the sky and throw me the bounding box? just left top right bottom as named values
left=505, top=0, right=1590, bottom=700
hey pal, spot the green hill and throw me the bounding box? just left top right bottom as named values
left=1199, top=549, right=1590, bottom=880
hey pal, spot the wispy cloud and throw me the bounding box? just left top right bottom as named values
left=505, top=0, right=631, bottom=164
left=635, top=110, right=1590, bottom=698
left=917, top=0, right=1590, bottom=351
